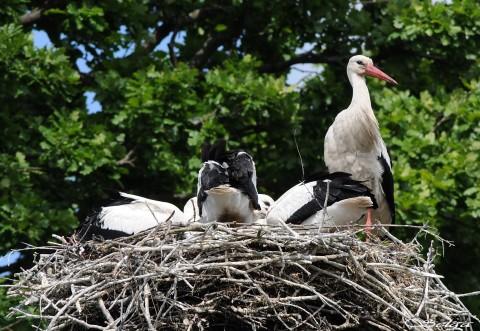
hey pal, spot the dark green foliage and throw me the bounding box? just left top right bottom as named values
left=1, top=0, right=479, bottom=327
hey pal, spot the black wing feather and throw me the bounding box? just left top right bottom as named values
left=378, top=153, right=395, bottom=223
left=75, top=194, right=136, bottom=241
left=286, top=173, right=376, bottom=224
left=287, top=199, right=322, bottom=225
left=228, top=152, right=260, bottom=210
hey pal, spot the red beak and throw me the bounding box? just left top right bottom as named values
left=364, top=64, right=398, bottom=85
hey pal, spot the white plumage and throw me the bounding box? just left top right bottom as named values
left=266, top=173, right=375, bottom=229
left=78, top=192, right=189, bottom=240
left=201, top=185, right=255, bottom=223
left=324, top=55, right=396, bottom=227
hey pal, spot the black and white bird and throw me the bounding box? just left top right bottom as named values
left=266, top=172, right=376, bottom=228
left=196, top=141, right=261, bottom=224
left=77, top=192, right=189, bottom=241
left=324, top=55, right=397, bottom=230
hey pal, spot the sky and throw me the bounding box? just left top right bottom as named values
left=0, top=29, right=320, bottom=270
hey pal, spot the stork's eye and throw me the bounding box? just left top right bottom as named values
left=356, top=60, right=364, bottom=65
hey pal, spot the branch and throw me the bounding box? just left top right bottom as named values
left=117, top=149, right=135, bottom=167
left=191, top=29, right=241, bottom=68
left=136, top=8, right=213, bottom=56
left=168, top=29, right=178, bottom=66
left=259, top=52, right=345, bottom=73
left=20, top=8, right=43, bottom=26
left=140, top=22, right=174, bottom=54
left=20, top=0, right=67, bottom=26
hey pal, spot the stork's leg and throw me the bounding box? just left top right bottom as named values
left=365, top=208, right=373, bottom=234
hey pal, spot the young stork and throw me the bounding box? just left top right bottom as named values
left=266, top=172, right=376, bottom=229
left=184, top=193, right=273, bottom=223
left=324, top=55, right=397, bottom=230
left=197, top=141, right=261, bottom=224
left=77, top=192, right=189, bottom=241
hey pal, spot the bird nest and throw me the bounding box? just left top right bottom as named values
left=7, top=223, right=478, bottom=331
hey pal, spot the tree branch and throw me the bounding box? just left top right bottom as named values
left=259, top=52, right=345, bottom=73
left=168, top=29, right=178, bottom=66
left=190, top=28, right=242, bottom=68
left=20, top=0, right=67, bottom=26
left=20, top=8, right=43, bottom=26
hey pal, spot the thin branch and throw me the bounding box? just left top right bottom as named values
left=168, top=29, right=178, bottom=66
left=190, top=30, right=240, bottom=68
left=259, top=52, right=344, bottom=73
left=20, top=0, right=67, bottom=26
left=116, top=149, right=135, bottom=167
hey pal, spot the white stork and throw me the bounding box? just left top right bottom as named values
left=196, top=141, right=261, bottom=224
left=324, top=55, right=397, bottom=230
left=77, top=192, right=189, bottom=241
left=266, top=172, right=376, bottom=229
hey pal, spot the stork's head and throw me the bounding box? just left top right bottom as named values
left=347, top=55, right=397, bottom=85
left=198, top=160, right=230, bottom=193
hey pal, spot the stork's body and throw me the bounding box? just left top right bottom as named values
left=77, top=192, right=189, bottom=241
left=266, top=172, right=376, bottom=229
left=324, top=55, right=396, bottom=227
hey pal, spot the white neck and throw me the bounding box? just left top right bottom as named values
left=344, top=71, right=381, bottom=149
left=347, top=71, right=372, bottom=110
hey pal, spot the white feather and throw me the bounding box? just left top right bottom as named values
left=323, top=63, right=393, bottom=225
left=98, top=193, right=189, bottom=234
left=266, top=184, right=373, bottom=230
left=202, top=185, right=255, bottom=224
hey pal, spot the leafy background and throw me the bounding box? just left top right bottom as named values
left=0, top=0, right=479, bottom=329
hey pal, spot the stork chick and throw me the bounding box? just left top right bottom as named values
left=266, top=172, right=376, bottom=229
left=77, top=192, right=189, bottom=241
left=197, top=141, right=261, bottom=224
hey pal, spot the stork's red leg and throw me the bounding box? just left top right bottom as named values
left=365, top=208, right=373, bottom=234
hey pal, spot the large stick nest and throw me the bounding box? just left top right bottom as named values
left=7, top=223, right=477, bottom=330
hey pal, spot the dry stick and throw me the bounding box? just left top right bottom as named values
left=319, top=179, right=332, bottom=233
left=46, top=281, right=104, bottom=329
left=8, top=225, right=477, bottom=330
left=415, top=241, right=434, bottom=318
left=97, top=298, right=115, bottom=326
left=140, top=282, right=155, bottom=331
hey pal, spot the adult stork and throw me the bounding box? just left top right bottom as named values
left=324, top=55, right=397, bottom=230
left=196, top=141, right=261, bottom=224
left=77, top=192, right=189, bottom=241
left=266, top=172, right=376, bottom=229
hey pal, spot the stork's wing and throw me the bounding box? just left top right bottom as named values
left=286, top=175, right=376, bottom=225
left=378, top=142, right=395, bottom=223
left=228, top=152, right=260, bottom=210
left=242, top=175, right=260, bottom=210
left=197, top=190, right=207, bottom=217
left=286, top=198, right=322, bottom=225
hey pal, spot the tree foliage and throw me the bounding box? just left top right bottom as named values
left=1, top=0, right=479, bottom=326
